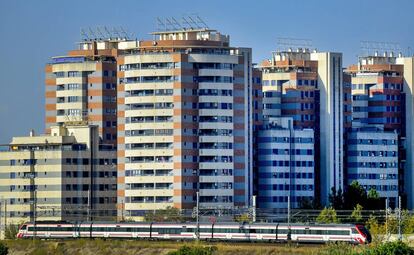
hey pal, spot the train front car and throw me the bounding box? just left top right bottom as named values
left=352, top=225, right=372, bottom=244
left=16, top=223, right=28, bottom=239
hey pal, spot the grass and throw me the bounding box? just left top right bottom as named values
left=0, top=239, right=373, bottom=255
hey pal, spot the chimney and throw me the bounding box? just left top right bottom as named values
left=29, top=129, right=35, bottom=137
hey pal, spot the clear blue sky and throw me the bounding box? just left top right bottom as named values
left=0, top=0, right=413, bottom=143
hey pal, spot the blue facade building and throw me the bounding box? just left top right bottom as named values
left=258, top=117, right=315, bottom=209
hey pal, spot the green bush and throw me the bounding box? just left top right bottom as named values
left=320, top=242, right=356, bottom=255
left=4, top=224, right=19, bottom=240
left=359, top=241, right=414, bottom=255
left=0, top=243, right=8, bottom=255
left=316, top=207, right=340, bottom=223
left=167, top=245, right=217, bottom=255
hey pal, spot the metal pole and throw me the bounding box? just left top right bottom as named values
left=252, top=195, right=256, bottom=223
left=196, top=191, right=199, bottom=240
left=121, top=199, right=125, bottom=222
left=385, top=198, right=388, bottom=237
left=4, top=200, right=6, bottom=230
left=288, top=119, right=293, bottom=226
left=398, top=196, right=402, bottom=241
left=87, top=189, right=91, bottom=222
left=288, top=195, right=290, bottom=225
left=33, top=189, right=36, bottom=243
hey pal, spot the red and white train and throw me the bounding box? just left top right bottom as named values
left=17, top=222, right=371, bottom=244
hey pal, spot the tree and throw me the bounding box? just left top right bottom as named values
left=4, top=224, right=18, bottom=240
left=350, top=204, right=363, bottom=223
left=366, top=188, right=382, bottom=210
left=316, top=207, right=339, bottom=224
left=329, top=187, right=344, bottom=210
left=343, top=181, right=367, bottom=210
left=298, top=197, right=321, bottom=210
left=144, top=206, right=184, bottom=222
left=365, top=215, right=386, bottom=244
left=0, top=243, right=7, bottom=255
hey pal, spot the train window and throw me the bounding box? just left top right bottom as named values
left=80, top=227, right=90, bottom=232
left=93, top=227, right=106, bottom=232
left=310, top=229, right=323, bottom=235
left=278, top=229, right=288, bottom=234
left=155, top=228, right=182, bottom=234
left=215, top=228, right=240, bottom=233
left=136, top=228, right=150, bottom=232
left=351, top=228, right=359, bottom=234
left=327, top=230, right=350, bottom=235
left=254, top=229, right=274, bottom=234
left=292, top=229, right=306, bottom=234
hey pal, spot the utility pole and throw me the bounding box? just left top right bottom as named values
left=87, top=189, right=91, bottom=222
left=398, top=196, right=402, bottom=241
left=196, top=191, right=200, bottom=240
left=33, top=189, right=37, bottom=243
left=385, top=198, right=388, bottom=237
left=288, top=119, right=292, bottom=226
left=121, top=199, right=125, bottom=222
left=4, top=200, right=6, bottom=229
left=252, top=195, right=256, bottom=223
left=287, top=195, right=291, bottom=226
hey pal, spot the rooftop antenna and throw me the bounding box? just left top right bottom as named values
left=187, top=15, right=201, bottom=29
left=171, top=17, right=183, bottom=30
left=111, top=27, right=122, bottom=39
left=88, top=27, right=96, bottom=41
left=80, top=28, right=90, bottom=41
left=276, top=37, right=313, bottom=52
left=95, top=27, right=106, bottom=40
left=103, top=26, right=112, bottom=39
left=181, top=16, right=195, bottom=30
left=195, top=15, right=209, bottom=29
left=360, top=40, right=401, bottom=57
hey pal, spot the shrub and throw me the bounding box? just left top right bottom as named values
left=4, top=224, right=19, bottom=240
left=320, top=242, right=356, bottom=255
left=316, top=207, right=339, bottom=224
left=0, top=243, right=8, bottom=255
left=359, top=241, right=414, bottom=255
left=167, top=245, right=217, bottom=255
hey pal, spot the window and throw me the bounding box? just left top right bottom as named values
left=68, top=71, right=79, bottom=77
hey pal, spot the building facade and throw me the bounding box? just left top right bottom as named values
left=346, top=54, right=414, bottom=207
left=0, top=125, right=117, bottom=224
left=116, top=28, right=253, bottom=218
left=258, top=117, right=315, bottom=209
left=347, top=126, right=399, bottom=203
left=45, top=39, right=138, bottom=146
left=259, top=49, right=344, bottom=206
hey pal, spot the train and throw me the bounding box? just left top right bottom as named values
left=17, top=221, right=371, bottom=244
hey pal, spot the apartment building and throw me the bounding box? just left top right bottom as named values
left=0, top=124, right=117, bottom=224
left=260, top=49, right=344, bottom=206
left=45, top=38, right=138, bottom=146
left=258, top=117, right=314, bottom=209
left=346, top=54, right=414, bottom=207
left=116, top=27, right=253, bottom=218
left=347, top=125, right=399, bottom=204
